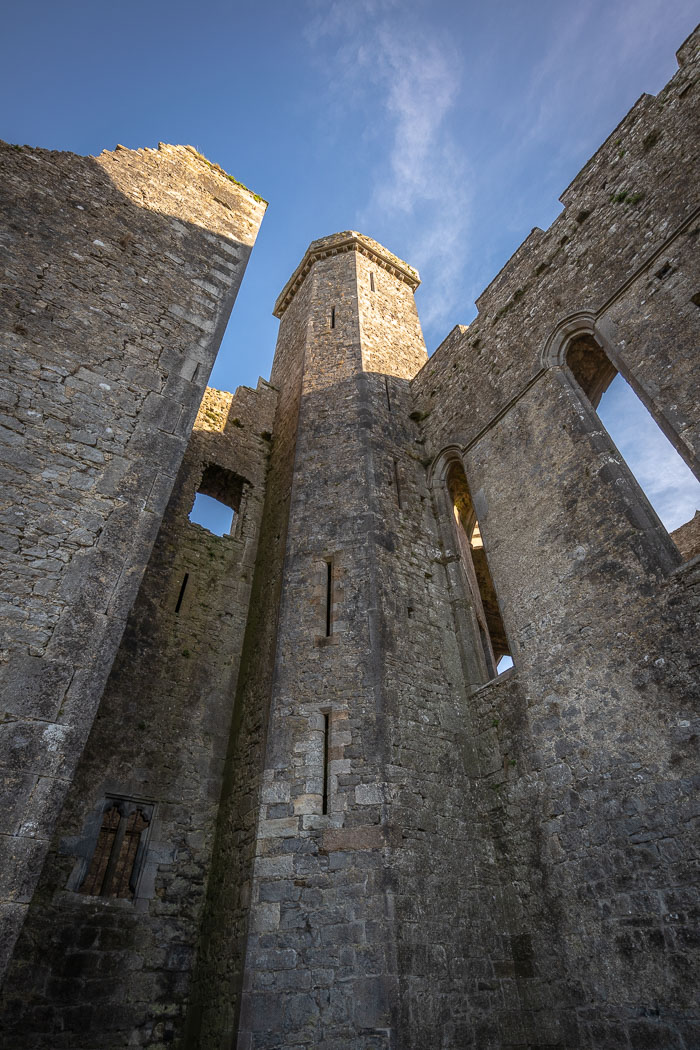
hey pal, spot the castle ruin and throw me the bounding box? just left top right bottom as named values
left=0, top=25, right=699, bottom=1050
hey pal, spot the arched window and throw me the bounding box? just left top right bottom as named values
left=565, top=333, right=699, bottom=546
left=446, top=459, right=512, bottom=679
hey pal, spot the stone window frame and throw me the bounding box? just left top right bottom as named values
left=543, top=312, right=687, bottom=572
left=65, top=793, right=156, bottom=902
left=314, top=550, right=344, bottom=647
left=429, top=447, right=512, bottom=690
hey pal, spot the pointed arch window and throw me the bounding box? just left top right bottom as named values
left=446, top=459, right=512, bottom=678
left=565, top=333, right=699, bottom=548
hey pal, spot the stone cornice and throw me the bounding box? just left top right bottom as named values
left=273, top=231, right=420, bottom=318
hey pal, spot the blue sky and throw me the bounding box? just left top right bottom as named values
left=4, top=0, right=699, bottom=531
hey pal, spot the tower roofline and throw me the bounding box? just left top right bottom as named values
left=273, top=230, right=420, bottom=318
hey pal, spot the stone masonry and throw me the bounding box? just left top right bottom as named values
left=0, top=23, right=699, bottom=1050
left=0, top=141, right=266, bottom=978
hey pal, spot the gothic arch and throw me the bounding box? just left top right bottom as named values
left=430, top=445, right=512, bottom=684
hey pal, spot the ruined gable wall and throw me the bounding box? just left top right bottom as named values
left=405, top=27, right=700, bottom=1047
left=0, top=380, right=276, bottom=1049
left=413, top=29, right=699, bottom=460
left=0, top=141, right=265, bottom=977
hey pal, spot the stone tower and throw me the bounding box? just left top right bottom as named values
left=225, top=233, right=437, bottom=1045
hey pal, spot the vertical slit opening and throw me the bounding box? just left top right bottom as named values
left=384, top=377, right=392, bottom=413
left=370, top=271, right=375, bottom=292
left=394, top=459, right=402, bottom=509
left=325, top=559, right=333, bottom=637
left=175, top=573, right=189, bottom=614
left=322, top=711, right=330, bottom=814
left=330, top=306, right=336, bottom=329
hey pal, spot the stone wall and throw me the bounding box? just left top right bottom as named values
left=0, top=141, right=265, bottom=976
left=0, top=24, right=697, bottom=1050
left=405, top=26, right=700, bottom=1048
left=180, top=247, right=321, bottom=1047
left=0, top=381, right=276, bottom=1048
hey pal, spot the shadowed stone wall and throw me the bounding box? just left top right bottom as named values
left=0, top=382, right=276, bottom=1048
left=0, top=141, right=265, bottom=976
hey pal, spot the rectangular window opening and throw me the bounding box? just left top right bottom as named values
left=189, top=464, right=247, bottom=537
left=330, top=306, right=336, bottom=329
left=370, top=271, right=375, bottom=292
left=325, top=559, right=333, bottom=637
left=175, top=572, right=189, bottom=614
left=322, top=711, right=331, bottom=815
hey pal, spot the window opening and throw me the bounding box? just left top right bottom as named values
left=188, top=464, right=246, bottom=536
left=447, top=460, right=511, bottom=676
left=79, top=798, right=153, bottom=899
left=330, top=306, right=336, bottom=329
left=322, top=711, right=331, bottom=814
left=384, top=377, right=392, bottom=413
left=325, top=559, right=333, bottom=637
left=567, top=335, right=699, bottom=534
left=393, top=459, right=402, bottom=509
left=175, top=572, right=189, bottom=613
left=370, top=271, right=375, bottom=292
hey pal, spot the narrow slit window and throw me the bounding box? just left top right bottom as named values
left=384, top=377, right=392, bottom=413
left=447, top=460, right=511, bottom=678
left=325, top=559, right=333, bottom=637
left=322, top=711, right=331, bottom=815
left=330, top=306, right=336, bottom=329
left=393, top=459, right=402, bottom=509
left=79, top=798, right=153, bottom=900
left=370, top=272, right=375, bottom=292
left=567, top=334, right=700, bottom=540
left=175, top=572, right=189, bottom=613
left=188, top=464, right=246, bottom=537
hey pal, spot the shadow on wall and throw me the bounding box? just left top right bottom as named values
left=0, top=140, right=262, bottom=993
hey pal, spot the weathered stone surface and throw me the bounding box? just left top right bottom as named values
left=0, top=381, right=275, bottom=1047
left=0, top=23, right=699, bottom=1050
left=0, top=140, right=265, bottom=985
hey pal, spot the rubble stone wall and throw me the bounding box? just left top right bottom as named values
left=406, top=27, right=700, bottom=1048
left=0, top=382, right=276, bottom=1049
left=0, top=141, right=265, bottom=976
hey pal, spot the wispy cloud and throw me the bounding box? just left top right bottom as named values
left=516, top=0, right=698, bottom=156
left=304, top=0, right=472, bottom=336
